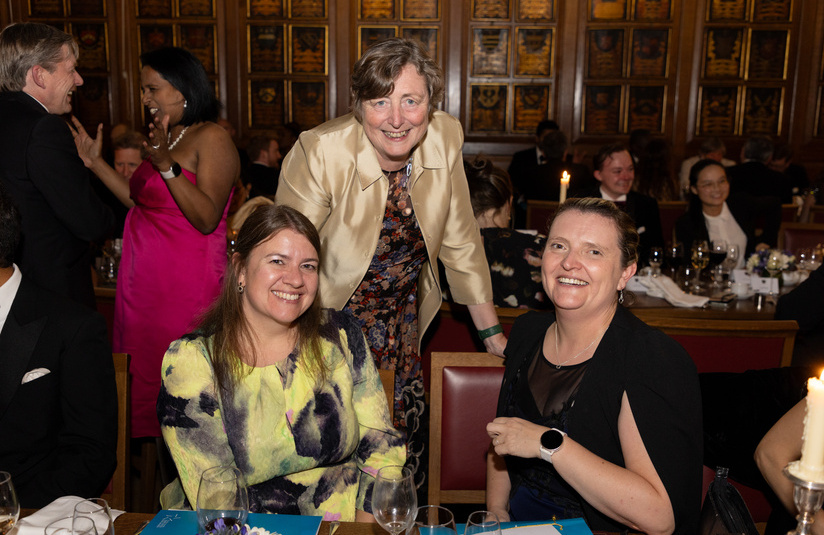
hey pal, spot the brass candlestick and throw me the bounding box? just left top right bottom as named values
left=784, top=465, right=824, bottom=535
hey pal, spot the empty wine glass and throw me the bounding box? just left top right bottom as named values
left=725, top=244, right=740, bottom=271
left=372, top=465, right=417, bottom=535
left=666, top=242, right=684, bottom=278
left=648, top=247, right=663, bottom=277
left=409, top=505, right=456, bottom=535
left=0, top=472, right=18, bottom=535
left=196, top=466, right=249, bottom=533
left=690, top=241, right=709, bottom=294
left=809, top=249, right=822, bottom=271
left=797, top=248, right=810, bottom=273
left=44, top=517, right=95, bottom=535
left=73, top=498, right=112, bottom=535
left=465, top=511, right=502, bottom=535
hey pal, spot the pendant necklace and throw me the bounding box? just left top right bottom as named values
left=391, top=157, right=413, bottom=217
left=552, top=322, right=605, bottom=369
left=168, top=126, right=188, bottom=150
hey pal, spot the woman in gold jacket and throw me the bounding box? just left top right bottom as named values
left=276, top=37, right=505, bottom=492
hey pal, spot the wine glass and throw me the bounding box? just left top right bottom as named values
left=409, top=506, right=456, bottom=535
left=73, top=498, right=113, bottom=535
left=648, top=247, right=663, bottom=277
left=797, top=248, right=810, bottom=273
left=465, top=511, right=502, bottom=535
left=0, top=472, right=18, bottom=535
left=666, top=242, right=684, bottom=279
left=44, top=517, right=95, bottom=535
left=725, top=244, right=740, bottom=271
left=809, top=248, right=822, bottom=271
left=196, top=466, right=249, bottom=533
left=372, top=465, right=417, bottom=535
left=690, top=241, right=709, bottom=294
left=710, top=241, right=728, bottom=269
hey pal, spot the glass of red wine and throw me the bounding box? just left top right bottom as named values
left=196, top=466, right=249, bottom=533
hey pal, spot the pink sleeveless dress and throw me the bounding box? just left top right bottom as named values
left=114, top=160, right=230, bottom=437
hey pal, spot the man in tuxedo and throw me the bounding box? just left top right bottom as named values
left=507, top=120, right=559, bottom=227
left=572, top=144, right=664, bottom=266
left=0, top=22, right=114, bottom=309
left=244, top=134, right=282, bottom=199
left=521, top=130, right=593, bottom=201
left=0, top=186, right=117, bottom=508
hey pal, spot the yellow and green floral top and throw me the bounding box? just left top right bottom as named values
left=158, top=309, right=406, bottom=521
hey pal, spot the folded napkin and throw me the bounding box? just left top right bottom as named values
left=638, top=275, right=710, bottom=308
left=13, top=496, right=124, bottom=535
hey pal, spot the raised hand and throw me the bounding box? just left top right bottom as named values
left=69, top=116, right=103, bottom=169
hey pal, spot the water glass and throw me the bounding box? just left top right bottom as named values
left=196, top=466, right=249, bottom=533
left=648, top=247, right=663, bottom=277
left=0, top=472, right=18, bottom=535
left=372, top=466, right=417, bottom=535
left=465, top=511, right=502, bottom=535
left=409, top=506, right=456, bottom=535
left=73, top=498, right=113, bottom=535
left=44, top=517, right=95, bottom=535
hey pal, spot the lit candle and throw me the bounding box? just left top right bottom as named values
left=560, top=171, right=570, bottom=203
left=790, top=370, right=824, bottom=482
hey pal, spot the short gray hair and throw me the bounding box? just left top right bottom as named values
left=0, top=23, right=78, bottom=92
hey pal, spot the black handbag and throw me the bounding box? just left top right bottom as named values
left=700, top=466, right=760, bottom=535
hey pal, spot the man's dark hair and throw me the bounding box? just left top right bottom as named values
left=539, top=130, right=569, bottom=161
left=742, top=136, right=774, bottom=164
left=535, top=120, right=559, bottom=137
left=0, top=183, right=21, bottom=268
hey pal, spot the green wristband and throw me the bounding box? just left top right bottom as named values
left=478, top=324, right=504, bottom=340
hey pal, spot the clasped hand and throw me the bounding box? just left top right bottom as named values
left=487, top=417, right=547, bottom=458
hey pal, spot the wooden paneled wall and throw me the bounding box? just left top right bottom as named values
left=3, top=0, right=824, bottom=175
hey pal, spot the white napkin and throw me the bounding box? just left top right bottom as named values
left=13, top=496, right=124, bottom=535
left=638, top=275, right=710, bottom=308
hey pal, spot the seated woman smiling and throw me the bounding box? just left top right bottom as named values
left=158, top=204, right=405, bottom=520
left=486, top=198, right=702, bottom=534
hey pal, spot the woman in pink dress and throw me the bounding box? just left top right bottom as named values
left=73, top=47, right=239, bottom=439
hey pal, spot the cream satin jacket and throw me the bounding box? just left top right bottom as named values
left=276, top=111, right=492, bottom=345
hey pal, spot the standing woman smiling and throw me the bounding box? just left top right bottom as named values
left=73, top=47, right=239, bottom=439
left=276, top=38, right=504, bottom=491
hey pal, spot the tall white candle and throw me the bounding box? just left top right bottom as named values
left=560, top=171, right=570, bottom=203
left=791, top=370, right=824, bottom=482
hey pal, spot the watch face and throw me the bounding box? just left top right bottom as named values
left=541, top=429, right=564, bottom=450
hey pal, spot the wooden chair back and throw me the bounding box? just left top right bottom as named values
left=378, top=368, right=395, bottom=420
left=428, top=352, right=504, bottom=506
left=777, top=222, right=824, bottom=252
left=781, top=204, right=799, bottom=223
left=525, top=200, right=559, bottom=233
left=101, top=353, right=130, bottom=511
left=658, top=200, right=688, bottom=245
left=641, top=317, right=798, bottom=373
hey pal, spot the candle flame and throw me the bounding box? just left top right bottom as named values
left=561, top=171, right=570, bottom=185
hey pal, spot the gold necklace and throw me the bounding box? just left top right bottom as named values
left=552, top=322, right=606, bottom=369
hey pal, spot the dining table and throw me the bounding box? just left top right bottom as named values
left=24, top=509, right=627, bottom=535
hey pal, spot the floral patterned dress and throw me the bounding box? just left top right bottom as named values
left=344, top=164, right=428, bottom=490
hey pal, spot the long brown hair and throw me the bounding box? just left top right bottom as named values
left=198, top=204, right=325, bottom=393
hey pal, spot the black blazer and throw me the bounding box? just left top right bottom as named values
left=572, top=187, right=665, bottom=266
left=0, top=92, right=114, bottom=309
left=0, top=275, right=117, bottom=507
left=245, top=163, right=279, bottom=199
left=674, top=195, right=760, bottom=256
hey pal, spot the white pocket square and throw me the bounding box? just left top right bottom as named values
left=21, top=368, right=50, bottom=384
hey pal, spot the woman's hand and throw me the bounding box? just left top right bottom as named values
left=483, top=332, right=507, bottom=358
left=487, top=417, right=546, bottom=459
left=146, top=113, right=175, bottom=171
left=69, top=117, right=103, bottom=169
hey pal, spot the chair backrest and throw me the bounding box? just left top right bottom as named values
left=641, top=317, right=798, bottom=373
left=777, top=222, right=824, bottom=252
left=525, top=200, right=559, bottom=233
left=658, top=200, right=688, bottom=245
left=428, top=352, right=504, bottom=506
left=781, top=204, right=799, bottom=223
left=101, top=353, right=130, bottom=511
left=378, top=368, right=395, bottom=420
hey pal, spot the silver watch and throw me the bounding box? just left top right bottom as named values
left=539, top=428, right=567, bottom=464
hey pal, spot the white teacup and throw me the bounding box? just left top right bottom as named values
left=730, top=282, right=750, bottom=297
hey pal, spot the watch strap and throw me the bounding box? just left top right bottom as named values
left=160, top=162, right=181, bottom=180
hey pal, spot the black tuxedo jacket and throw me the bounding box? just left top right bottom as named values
left=573, top=187, right=665, bottom=266
left=521, top=159, right=594, bottom=201
left=0, top=275, right=117, bottom=508
left=0, top=92, right=113, bottom=309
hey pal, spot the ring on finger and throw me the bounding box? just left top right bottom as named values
left=151, top=143, right=161, bottom=149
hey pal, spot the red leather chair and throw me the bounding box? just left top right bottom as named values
left=428, top=352, right=504, bottom=506
left=777, top=222, right=824, bottom=253
left=641, top=317, right=798, bottom=373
